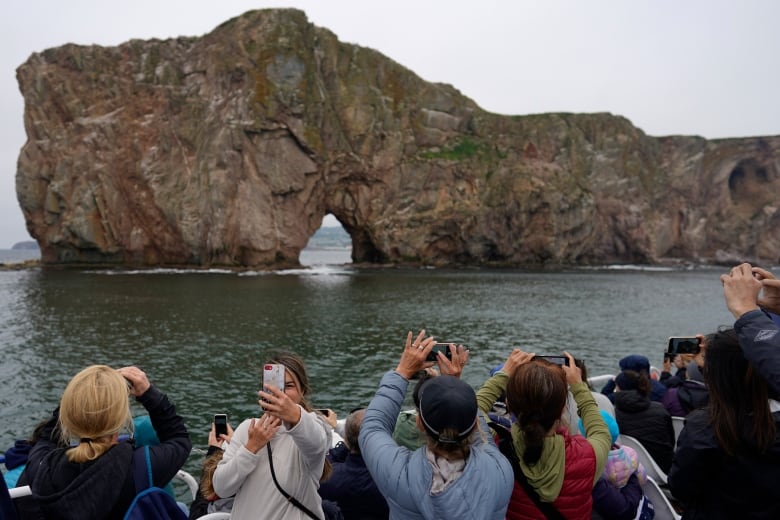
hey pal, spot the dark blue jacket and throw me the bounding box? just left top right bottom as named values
left=735, top=309, right=780, bottom=397
left=318, top=444, right=389, bottom=520
left=591, top=473, right=644, bottom=520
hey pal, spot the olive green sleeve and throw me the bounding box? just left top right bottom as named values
left=476, top=371, right=509, bottom=414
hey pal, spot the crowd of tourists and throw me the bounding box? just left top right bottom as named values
left=2, top=262, right=779, bottom=520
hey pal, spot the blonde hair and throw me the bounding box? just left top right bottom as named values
left=200, top=450, right=224, bottom=499
left=59, top=365, right=133, bottom=463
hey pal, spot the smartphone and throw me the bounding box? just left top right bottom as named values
left=533, top=355, right=570, bottom=367
left=263, top=363, right=286, bottom=393
left=214, top=413, right=228, bottom=437
left=316, top=409, right=331, bottom=417
left=426, top=343, right=456, bottom=362
left=666, top=337, right=700, bottom=355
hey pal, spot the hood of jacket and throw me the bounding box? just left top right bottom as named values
left=614, top=389, right=651, bottom=413
left=31, top=441, right=134, bottom=520
left=512, top=426, right=567, bottom=502
left=677, top=381, right=709, bottom=413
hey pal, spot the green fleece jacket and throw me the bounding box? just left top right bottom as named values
left=477, top=372, right=611, bottom=502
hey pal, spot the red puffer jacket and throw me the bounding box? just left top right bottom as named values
left=506, top=431, right=597, bottom=520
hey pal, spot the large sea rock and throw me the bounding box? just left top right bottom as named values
left=15, top=9, right=780, bottom=267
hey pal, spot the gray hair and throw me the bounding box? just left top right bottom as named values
left=344, top=408, right=366, bottom=454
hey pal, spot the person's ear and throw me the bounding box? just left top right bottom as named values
left=415, top=413, right=426, bottom=433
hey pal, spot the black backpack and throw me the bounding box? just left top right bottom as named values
left=123, top=446, right=187, bottom=520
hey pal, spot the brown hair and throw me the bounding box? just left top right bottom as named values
left=616, top=369, right=652, bottom=397
left=422, top=424, right=477, bottom=462
left=505, top=360, right=568, bottom=465
left=266, top=352, right=312, bottom=411
left=705, top=328, right=775, bottom=455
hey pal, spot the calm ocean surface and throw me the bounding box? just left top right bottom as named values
left=0, top=248, right=741, bottom=474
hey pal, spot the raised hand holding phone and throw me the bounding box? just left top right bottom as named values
left=432, top=342, right=470, bottom=378
left=259, top=363, right=302, bottom=426
left=395, top=330, right=436, bottom=379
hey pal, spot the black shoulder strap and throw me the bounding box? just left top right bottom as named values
left=267, top=442, right=322, bottom=520
left=489, top=422, right=566, bottom=520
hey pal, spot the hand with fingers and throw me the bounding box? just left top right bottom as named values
left=436, top=343, right=470, bottom=378
left=258, top=385, right=302, bottom=426
left=721, top=263, right=762, bottom=318
left=210, top=421, right=234, bottom=447
left=245, top=414, right=281, bottom=453
left=561, top=352, right=583, bottom=386
left=395, top=330, right=436, bottom=379
left=117, top=366, right=151, bottom=396
left=501, top=348, right=535, bottom=377
left=753, top=266, right=780, bottom=315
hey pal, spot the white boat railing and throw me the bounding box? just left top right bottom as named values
left=587, top=374, right=613, bottom=388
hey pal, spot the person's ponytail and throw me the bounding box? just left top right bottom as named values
left=519, top=415, right=546, bottom=465
left=505, top=361, right=568, bottom=466
left=67, top=438, right=112, bottom=462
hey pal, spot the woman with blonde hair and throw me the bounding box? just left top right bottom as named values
left=26, top=365, right=191, bottom=519
left=213, top=352, right=332, bottom=520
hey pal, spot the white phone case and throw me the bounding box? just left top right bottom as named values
left=263, top=363, right=285, bottom=392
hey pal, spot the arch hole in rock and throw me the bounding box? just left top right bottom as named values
left=300, top=213, right=353, bottom=266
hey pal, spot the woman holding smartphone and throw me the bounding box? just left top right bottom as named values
left=668, top=264, right=780, bottom=519
left=477, top=349, right=612, bottom=520
left=212, top=352, right=332, bottom=520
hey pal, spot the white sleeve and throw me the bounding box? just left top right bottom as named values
left=212, top=418, right=262, bottom=497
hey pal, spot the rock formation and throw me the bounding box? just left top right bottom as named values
left=15, top=8, right=780, bottom=267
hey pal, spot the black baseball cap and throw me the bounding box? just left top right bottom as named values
left=417, top=375, right=478, bottom=444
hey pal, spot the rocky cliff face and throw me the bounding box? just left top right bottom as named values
left=15, top=8, right=780, bottom=267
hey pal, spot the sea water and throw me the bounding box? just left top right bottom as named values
left=0, top=249, right=740, bottom=475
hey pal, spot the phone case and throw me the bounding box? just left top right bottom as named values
left=263, top=364, right=285, bottom=392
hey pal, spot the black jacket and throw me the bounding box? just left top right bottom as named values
left=24, top=385, right=190, bottom=520
left=668, top=407, right=780, bottom=520
left=613, top=390, right=675, bottom=473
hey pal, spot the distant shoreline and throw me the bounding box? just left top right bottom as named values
left=0, top=259, right=41, bottom=270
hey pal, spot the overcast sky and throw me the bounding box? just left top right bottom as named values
left=2, top=1, right=779, bottom=247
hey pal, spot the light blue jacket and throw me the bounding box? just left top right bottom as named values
left=359, top=371, right=513, bottom=520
